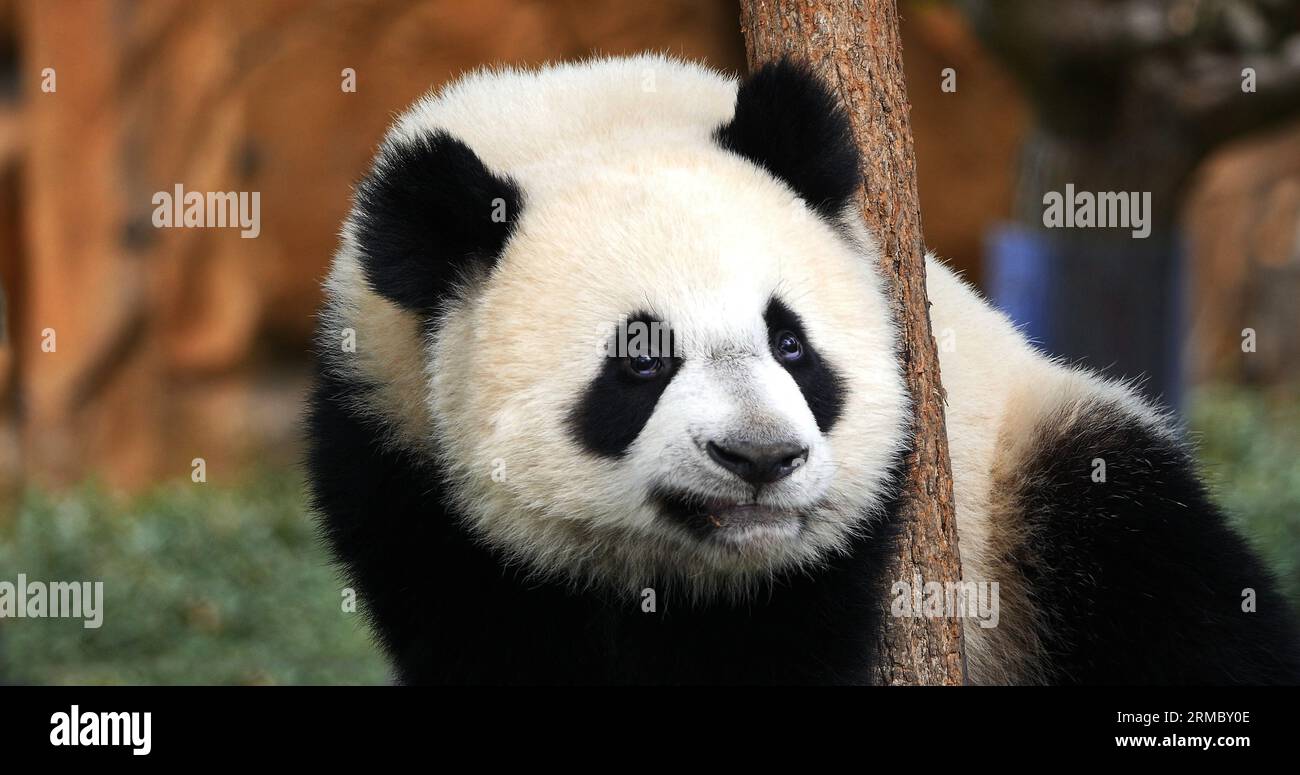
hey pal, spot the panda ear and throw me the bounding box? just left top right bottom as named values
left=715, top=58, right=861, bottom=219
left=352, top=131, right=523, bottom=314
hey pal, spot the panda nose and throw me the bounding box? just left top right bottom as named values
left=706, top=440, right=809, bottom=485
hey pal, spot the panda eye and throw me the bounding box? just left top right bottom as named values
left=774, top=330, right=804, bottom=362
left=626, top=355, right=664, bottom=378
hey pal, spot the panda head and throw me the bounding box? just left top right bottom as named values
left=331, top=58, right=909, bottom=598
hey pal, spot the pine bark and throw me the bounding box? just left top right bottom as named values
left=738, top=0, right=965, bottom=685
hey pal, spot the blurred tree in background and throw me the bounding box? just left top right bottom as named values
left=963, top=0, right=1300, bottom=406
left=0, top=0, right=748, bottom=496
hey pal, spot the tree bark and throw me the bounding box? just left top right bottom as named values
left=738, top=0, right=965, bottom=685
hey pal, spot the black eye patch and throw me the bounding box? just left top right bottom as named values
left=764, top=298, right=845, bottom=433
left=568, top=313, right=680, bottom=458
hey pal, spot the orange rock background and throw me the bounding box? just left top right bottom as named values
left=0, top=0, right=1294, bottom=493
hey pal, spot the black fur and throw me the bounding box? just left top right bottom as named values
left=764, top=297, right=845, bottom=433
left=352, top=131, right=523, bottom=314
left=1013, top=400, right=1300, bottom=684
left=714, top=58, right=861, bottom=219
left=568, top=314, right=680, bottom=458
left=307, top=364, right=904, bottom=685
left=307, top=361, right=1300, bottom=683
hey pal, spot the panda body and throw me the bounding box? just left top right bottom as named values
left=307, top=55, right=1300, bottom=684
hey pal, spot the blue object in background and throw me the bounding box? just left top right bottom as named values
left=984, top=223, right=1187, bottom=413
left=984, top=223, right=1059, bottom=350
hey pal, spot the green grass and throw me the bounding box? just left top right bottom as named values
left=1190, top=386, right=1300, bottom=605
left=0, top=473, right=388, bottom=685
left=0, top=385, right=1295, bottom=685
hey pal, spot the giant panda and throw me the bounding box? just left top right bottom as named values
left=306, top=54, right=1300, bottom=685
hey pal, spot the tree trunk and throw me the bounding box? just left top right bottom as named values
left=738, top=0, right=965, bottom=685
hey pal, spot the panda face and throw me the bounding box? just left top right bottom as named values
left=575, top=296, right=840, bottom=549
left=331, top=58, right=911, bottom=596
left=425, top=152, right=908, bottom=595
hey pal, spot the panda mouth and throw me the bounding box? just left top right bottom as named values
left=652, top=490, right=804, bottom=539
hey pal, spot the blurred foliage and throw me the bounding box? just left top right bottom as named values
left=0, top=473, right=388, bottom=685
left=1191, top=384, right=1300, bottom=605
left=0, top=384, right=1295, bottom=684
